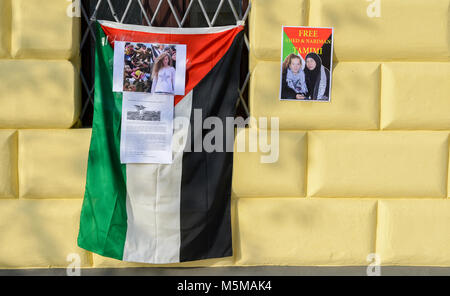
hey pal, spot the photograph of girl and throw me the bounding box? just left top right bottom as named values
left=151, top=51, right=176, bottom=94
left=123, top=43, right=178, bottom=95
left=280, top=52, right=330, bottom=101
left=281, top=53, right=308, bottom=100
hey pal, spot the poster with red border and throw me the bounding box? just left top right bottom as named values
left=280, top=26, right=333, bottom=101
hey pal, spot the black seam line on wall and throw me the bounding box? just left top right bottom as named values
left=378, top=63, right=383, bottom=131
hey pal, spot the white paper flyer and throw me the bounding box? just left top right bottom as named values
left=120, top=92, right=174, bottom=164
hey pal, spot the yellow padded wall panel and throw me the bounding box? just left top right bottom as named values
left=0, top=0, right=11, bottom=58
left=0, top=199, right=91, bottom=268
left=377, top=200, right=450, bottom=266
left=232, top=128, right=307, bottom=197
left=309, top=0, right=450, bottom=61
left=250, top=0, right=308, bottom=61
left=236, top=198, right=377, bottom=266
left=250, top=62, right=380, bottom=130
left=308, top=131, right=449, bottom=198
left=11, top=0, right=80, bottom=59
left=19, top=129, right=91, bottom=199
left=0, top=60, right=80, bottom=128
left=0, top=130, right=17, bottom=199
left=381, top=62, right=450, bottom=130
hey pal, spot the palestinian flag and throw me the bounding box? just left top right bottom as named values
left=77, top=21, right=244, bottom=263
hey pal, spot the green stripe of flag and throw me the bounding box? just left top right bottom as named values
left=77, top=22, right=128, bottom=260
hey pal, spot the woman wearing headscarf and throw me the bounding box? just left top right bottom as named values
left=304, top=52, right=330, bottom=100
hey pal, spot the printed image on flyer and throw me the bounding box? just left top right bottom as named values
left=113, top=42, right=187, bottom=96
left=280, top=26, right=333, bottom=101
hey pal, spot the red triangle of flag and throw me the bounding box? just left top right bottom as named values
left=100, top=23, right=244, bottom=106
left=284, top=27, right=332, bottom=59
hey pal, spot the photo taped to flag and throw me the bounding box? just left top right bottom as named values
left=280, top=26, right=333, bottom=101
left=113, top=41, right=187, bottom=95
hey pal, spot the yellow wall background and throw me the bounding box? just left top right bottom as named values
left=0, top=0, right=449, bottom=269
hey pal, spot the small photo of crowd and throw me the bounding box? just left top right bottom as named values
left=127, top=104, right=161, bottom=122
left=123, top=42, right=177, bottom=94
left=280, top=52, right=331, bottom=101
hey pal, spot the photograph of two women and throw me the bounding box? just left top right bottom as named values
left=280, top=26, right=333, bottom=101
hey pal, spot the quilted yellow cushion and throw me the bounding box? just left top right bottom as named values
left=0, top=60, right=80, bottom=128
left=11, top=0, right=80, bottom=59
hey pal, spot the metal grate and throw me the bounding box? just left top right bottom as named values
left=79, top=0, right=250, bottom=127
